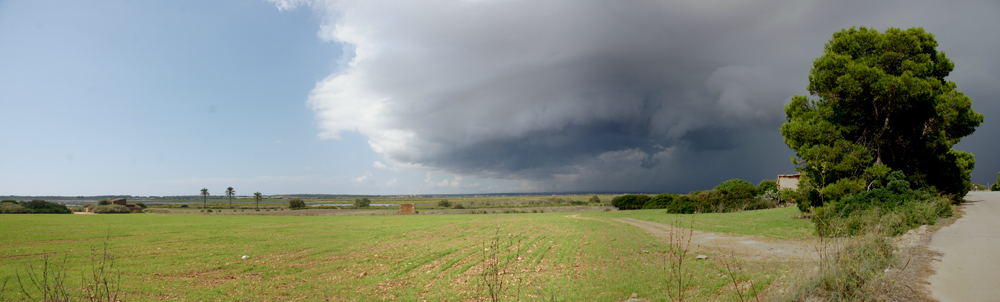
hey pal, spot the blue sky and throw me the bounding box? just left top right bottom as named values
left=2, top=0, right=998, bottom=196
left=0, top=0, right=487, bottom=196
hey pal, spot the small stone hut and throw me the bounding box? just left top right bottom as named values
left=777, top=174, right=801, bottom=191
left=109, top=198, right=143, bottom=213
left=398, top=203, right=415, bottom=214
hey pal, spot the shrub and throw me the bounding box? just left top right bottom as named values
left=437, top=199, right=452, bottom=208
left=714, top=178, right=756, bottom=193
left=812, top=171, right=953, bottom=237
left=644, top=193, right=677, bottom=209
left=354, top=197, right=371, bottom=208
left=756, top=179, right=777, bottom=193
left=665, top=196, right=699, bottom=214
left=992, top=172, right=1000, bottom=191
left=180, top=204, right=189, bottom=208
left=92, top=205, right=131, bottom=214
left=1, top=202, right=31, bottom=214
left=288, top=198, right=306, bottom=209
left=611, top=194, right=649, bottom=210
left=98, top=199, right=111, bottom=205
left=588, top=195, right=601, bottom=203
left=453, top=204, right=465, bottom=209
left=1, top=199, right=16, bottom=204
left=21, top=200, right=71, bottom=214
left=135, top=202, right=147, bottom=209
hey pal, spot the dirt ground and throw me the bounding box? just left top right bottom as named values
left=612, top=218, right=818, bottom=262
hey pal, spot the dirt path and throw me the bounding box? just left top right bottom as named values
left=928, top=191, right=1000, bottom=302
left=613, top=218, right=818, bottom=262
left=566, top=214, right=818, bottom=262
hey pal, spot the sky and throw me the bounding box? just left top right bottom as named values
left=1, top=0, right=998, bottom=196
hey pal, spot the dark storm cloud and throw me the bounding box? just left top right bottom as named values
left=272, top=0, right=1000, bottom=192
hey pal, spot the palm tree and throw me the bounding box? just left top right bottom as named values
left=225, top=187, right=235, bottom=208
left=200, top=188, right=209, bottom=209
left=253, top=192, right=262, bottom=211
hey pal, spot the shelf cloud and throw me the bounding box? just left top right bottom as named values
left=271, top=0, right=1000, bottom=192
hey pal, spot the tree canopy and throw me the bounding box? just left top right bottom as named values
left=781, top=27, right=982, bottom=204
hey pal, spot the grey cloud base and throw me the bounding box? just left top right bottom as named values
left=273, top=0, right=1000, bottom=192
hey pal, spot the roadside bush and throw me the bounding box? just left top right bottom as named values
left=756, top=179, right=778, bottom=193
left=992, top=172, right=1000, bottom=191
left=288, top=198, right=306, bottom=209
left=1, top=202, right=31, bottom=214
left=812, top=171, right=952, bottom=237
left=437, top=199, right=452, bottom=208
left=611, top=194, right=649, bottom=210
left=135, top=202, right=147, bottom=209
left=714, top=178, right=756, bottom=193
left=354, top=197, right=371, bottom=208
left=92, top=205, right=131, bottom=214
left=21, top=200, right=71, bottom=214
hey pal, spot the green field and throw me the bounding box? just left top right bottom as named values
left=0, top=208, right=814, bottom=301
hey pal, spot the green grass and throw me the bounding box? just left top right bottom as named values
left=0, top=211, right=796, bottom=301
left=585, top=206, right=816, bottom=240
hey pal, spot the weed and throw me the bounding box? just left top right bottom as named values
left=786, top=215, right=906, bottom=301
left=83, top=236, right=126, bottom=302
left=479, top=226, right=524, bottom=301
left=16, top=253, right=72, bottom=302
left=664, top=220, right=694, bottom=302
left=718, top=251, right=760, bottom=302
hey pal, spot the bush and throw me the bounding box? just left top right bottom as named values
left=288, top=198, right=306, bottom=209
left=92, top=205, right=131, bottom=214
left=437, top=199, right=452, bottom=208
left=756, top=179, right=777, bottom=193
left=992, top=172, right=1000, bottom=191
left=714, top=178, right=756, bottom=193
left=453, top=203, right=465, bottom=209
left=644, top=193, right=677, bottom=209
left=812, top=171, right=953, bottom=237
left=354, top=197, right=371, bottom=208
left=98, top=199, right=111, bottom=205
left=588, top=195, right=601, bottom=203
left=611, top=194, right=649, bottom=210
left=1, top=199, right=16, bottom=204
left=180, top=204, right=189, bottom=208
left=21, top=200, right=71, bottom=214
left=1, top=202, right=31, bottom=213
left=666, top=187, right=776, bottom=214
left=665, top=196, right=699, bottom=214
left=135, top=202, right=147, bottom=209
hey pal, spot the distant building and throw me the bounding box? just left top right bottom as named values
left=398, top=203, right=415, bottom=214
left=777, top=174, right=801, bottom=191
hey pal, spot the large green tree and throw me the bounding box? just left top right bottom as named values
left=781, top=27, right=982, bottom=205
